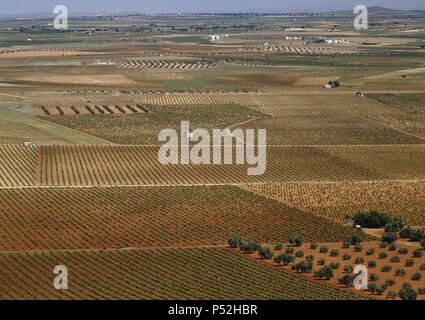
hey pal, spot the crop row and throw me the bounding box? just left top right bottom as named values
left=245, top=182, right=425, bottom=226
left=0, top=247, right=367, bottom=300
left=0, top=185, right=362, bottom=251
left=0, top=145, right=38, bottom=187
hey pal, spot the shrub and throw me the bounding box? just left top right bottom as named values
left=285, top=247, right=294, bottom=254
left=395, top=268, right=406, bottom=276
left=338, top=274, right=355, bottom=287
left=385, top=279, right=395, bottom=287
left=330, top=249, right=339, bottom=257
left=305, top=255, right=314, bottom=263
left=390, top=256, right=400, bottom=263
left=353, top=211, right=390, bottom=228
left=399, top=283, right=417, bottom=300
left=295, top=250, right=304, bottom=258
left=409, top=230, right=425, bottom=242
left=258, top=246, right=274, bottom=259
left=354, top=256, right=364, bottom=264
left=314, top=266, right=333, bottom=280
left=384, top=219, right=404, bottom=233
left=319, top=245, right=328, bottom=253
left=405, top=259, right=415, bottom=267
left=274, top=243, right=284, bottom=251
left=381, top=265, right=392, bottom=272
left=366, top=248, right=375, bottom=256
left=413, top=250, right=423, bottom=258
left=318, top=258, right=326, bottom=266
left=354, top=244, right=363, bottom=252
left=346, top=234, right=362, bottom=245
left=388, top=243, right=397, bottom=251
left=239, top=240, right=256, bottom=254
left=412, top=272, right=422, bottom=281
left=343, top=265, right=354, bottom=273
left=386, top=291, right=397, bottom=299
left=382, top=232, right=398, bottom=244
left=342, top=253, right=352, bottom=261
left=380, top=242, right=388, bottom=248
left=274, top=253, right=295, bottom=266
left=420, top=263, right=425, bottom=271
left=292, top=260, right=313, bottom=273
left=369, top=273, right=379, bottom=282
left=422, top=239, right=425, bottom=249
left=289, top=234, right=304, bottom=247
left=368, top=260, right=377, bottom=268
left=228, top=236, right=240, bottom=248
left=400, top=227, right=414, bottom=238
left=329, top=262, right=340, bottom=270
left=398, top=248, right=408, bottom=255
left=379, top=251, right=388, bottom=259
left=342, top=241, right=350, bottom=249
left=418, top=287, right=425, bottom=295
left=309, top=242, right=318, bottom=250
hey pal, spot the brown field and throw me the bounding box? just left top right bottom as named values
left=239, top=117, right=424, bottom=145
left=0, top=185, right=366, bottom=251
left=239, top=241, right=425, bottom=300
left=35, top=145, right=425, bottom=187
left=243, top=182, right=425, bottom=226
left=16, top=74, right=137, bottom=86
left=0, top=145, right=38, bottom=187
left=0, top=247, right=367, bottom=300
left=0, top=10, right=424, bottom=301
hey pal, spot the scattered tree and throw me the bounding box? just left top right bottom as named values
left=314, top=266, right=334, bottom=280
left=382, top=232, right=398, bottom=244
left=258, top=246, right=274, bottom=259
left=411, top=272, right=422, bottom=281
left=399, top=283, right=417, bottom=300
left=228, top=236, right=240, bottom=248
left=330, top=249, right=339, bottom=257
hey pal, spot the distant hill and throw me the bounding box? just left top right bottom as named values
left=325, top=6, right=425, bottom=17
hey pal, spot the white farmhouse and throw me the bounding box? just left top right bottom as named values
left=208, top=35, right=220, bottom=42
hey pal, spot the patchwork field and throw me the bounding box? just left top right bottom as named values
left=0, top=8, right=424, bottom=301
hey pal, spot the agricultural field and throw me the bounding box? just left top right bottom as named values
left=0, top=5, right=424, bottom=302
left=0, top=185, right=365, bottom=251
left=0, top=247, right=367, bottom=300
left=243, top=182, right=425, bottom=226
left=35, top=145, right=425, bottom=187
left=238, top=241, right=425, bottom=300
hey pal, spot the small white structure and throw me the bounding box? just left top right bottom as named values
left=23, top=141, right=33, bottom=148
left=208, top=35, right=220, bottom=42
left=326, top=39, right=350, bottom=45
left=94, top=60, right=115, bottom=65
left=356, top=91, right=364, bottom=97
left=324, top=84, right=333, bottom=89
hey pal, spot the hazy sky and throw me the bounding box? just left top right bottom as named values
left=1, top=0, right=425, bottom=15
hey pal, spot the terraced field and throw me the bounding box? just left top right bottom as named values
left=0, top=185, right=365, bottom=251
left=0, top=247, right=367, bottom=300
left=244, top=182, right=425, bottom=226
